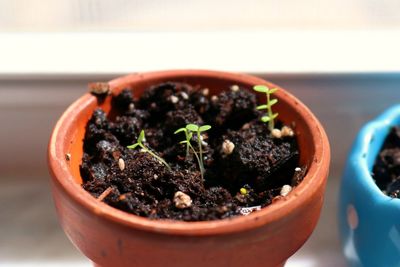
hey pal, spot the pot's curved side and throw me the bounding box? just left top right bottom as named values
left=51, top=157, right=328, bottom=267
left=48, top=70, right=330, bottom=267
left=339, top=105, right=400, bottom=267
left=52, top=177, right=326, bottom=267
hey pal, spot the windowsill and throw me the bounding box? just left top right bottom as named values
left=0, top=30, right=399, bottom=76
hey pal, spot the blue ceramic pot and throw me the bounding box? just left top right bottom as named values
left=339, top=105, right=400, bottom=267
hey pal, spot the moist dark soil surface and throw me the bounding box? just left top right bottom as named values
left=80, top=82, right=305, bottom=221
left=373, top=126, right=400, bottom=198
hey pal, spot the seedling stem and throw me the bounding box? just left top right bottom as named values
left=127, top=130, right=171, bottom=170
left=253, top=85, right=279, bottom=132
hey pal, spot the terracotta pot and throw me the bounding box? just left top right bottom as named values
left=48, top=70, right=330, bottom=267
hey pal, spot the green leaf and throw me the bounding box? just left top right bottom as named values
left=199, top=125, right=211, bottom=132
left=261, top=116, right=271, bottom=122
left=188, top=132, right=193, bottom=139
left=268, top=98, right=278, bottom=106
left=138, top=130, right=145, bottom=143
left=174, top=128, right=186, bottom=134
left=253, top=85, right=268, bottom=93
left=256, top=104, right=268, bottom=110
left=186, top=124, right=199, bottom=132
left=127, top=143, right=140, bottom=149
left=180, top=140, right=189, bottom=144
left=268, top=88, right=278, bottom=94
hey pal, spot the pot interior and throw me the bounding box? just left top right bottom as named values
left=63, top=73, right=317, bottom=185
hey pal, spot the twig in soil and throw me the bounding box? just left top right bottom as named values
left=88, top=82, right=110, bottom=95
left=127, top=130, right=171, bottom=170
left=253, top=85, right=279, bottom=132
left=175, top=124, right=211, bottom=180
left=97, top=187, right=113, bottom=201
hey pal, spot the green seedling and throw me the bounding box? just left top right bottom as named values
left=175, top=124, right=211, bottom=180
left=253, top=85, right=279, bottom=132
left=174, top=127, right=193, bottom=159
left=127, top=130, right=171, bottom=170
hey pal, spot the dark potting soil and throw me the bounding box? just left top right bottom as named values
left=80, top=82, right=305, bottom=221
left=373, top=126, right=400, bottom=198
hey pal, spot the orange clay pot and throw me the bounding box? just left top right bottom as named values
left=48, top=70, right=330, bottom=267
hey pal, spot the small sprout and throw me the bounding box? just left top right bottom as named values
left=271, top=128, right=282, bottom=139
left=174, top=127, right=193, bottom=159
left=118, top=158, right=125, bottom=171
left=88, top=82, right=110, bottom=95
left=175, top=124, right=212, bottom=180
left=170, top=95, right=179, bottom=104
left=127, top=130, right=171, bottom=170
left=280, top=185, right=292, bottom=197
left=173, top=191, right=192, bottom=209
left=222, top=139, right=235, bottom=155
left=281, top=125, right=294, bottom=137
left=231, top=84, right=240, bottom=92
left=240, top=188, right=248, bottom=195
left=253, top=85, right=279, bottom=133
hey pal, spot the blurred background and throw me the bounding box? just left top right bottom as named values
left=1, top=1, right=400, bottom=266
left=1, top=0, right=400, bottom=31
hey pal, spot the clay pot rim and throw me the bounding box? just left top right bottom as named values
left=48, top=69, right=330, bottom=236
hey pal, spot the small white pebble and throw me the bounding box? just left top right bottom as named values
left=202, top=141, right=208, bottom=146
left=281, top=126, right=294, bottom=137
left=88, top=82, right=110, bottom=95
left=140, top=148, right=147, bottom=153
left=180, top=92, right=189, bottom=100
left=295, top=167, right=301, bottom=172
left=118, top=158, right=125, bottom=171
left=231, top=85, right=239, bottom=92
left=128, top=103, right=135, bottom=111
left=202, top=88, right=209, bottom=96
left=173, top=191, right=192, bottom=209
left=280, top=185, right=292, bottom=197
left=271, top=128, right=282, bottom=138
left=170, top=95, right=179, bottom=104
left=65, top=153, right=71, bottom=161
left=153, top=174, right=158, bottom=180
left=222, top=140, right=235, bottom=155
left=211, top=95, right=218, bottom=102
